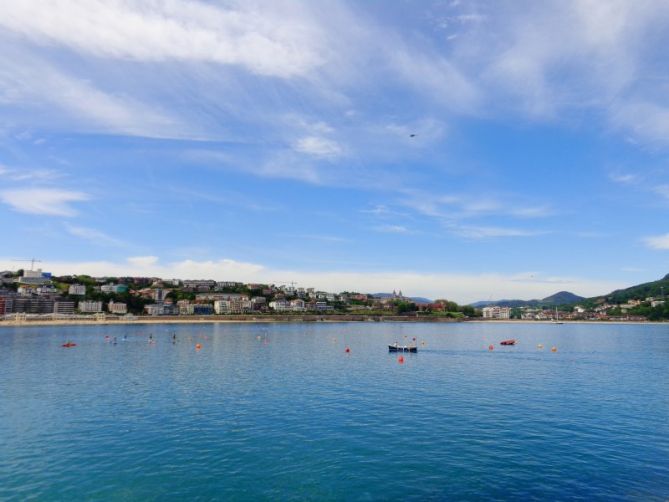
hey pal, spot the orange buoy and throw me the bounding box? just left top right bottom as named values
left=398, top=355, right=405, bottom=364
left=488, top=344, right=494, bottom=351
left=345, top=346, right=351, bottom=353
left=551, top=346, right=557, bottom=352
left=195, top=343, right=202, bottom=350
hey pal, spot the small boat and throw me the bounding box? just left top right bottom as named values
left=500, top=339, right=516, bottom=346
left=62, top=342, right=77, bottom=348
left=388, top=344, right=417, bottom=353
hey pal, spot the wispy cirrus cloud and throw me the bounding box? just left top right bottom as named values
left=0, top=164, right=63, bottom=182
left=450, top=225, right=545, bottom=239
left=609, top=172, right=639, bottom=185
left=65, top=225, right=126, bottom=247
left=0, top=188, right=88, bottom=216
left=0, top=0, right=326, bottom=78
left=653, top=185, right=669, bottom=200
left=399, top=190, right=552, bottom=221
left=375, top=224, right=412, bottom=234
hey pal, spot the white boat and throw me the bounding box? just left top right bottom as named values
left=552, top=306, right=564, bottom=324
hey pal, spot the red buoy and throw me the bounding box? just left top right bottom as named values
left=195, top=343, right=202, bottom=350
left=345, top=346, right=350, bottom=353
left=398, top=355, right=405, bottom=364
left=488, top=344, right=494, bottom=351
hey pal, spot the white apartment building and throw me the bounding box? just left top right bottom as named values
left=482, top=306, right=511, bottom=319
left=69, top=284, right=87, bottom=295
left=107, top=301, right=128, bottom=314
left=269, top=299, right=289, bottom=311
left=214, top=296, right=251, bottom=314
left=290, top=299, right=306, bottom=311
left=79, top=300, right=103, bottom=313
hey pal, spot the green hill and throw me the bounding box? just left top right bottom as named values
left=591, top=273, right=669, bottom=304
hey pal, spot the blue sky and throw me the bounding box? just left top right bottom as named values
left=1, top=0, right=669, bottom=302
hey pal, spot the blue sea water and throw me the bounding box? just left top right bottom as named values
left=0, top=321, right=668, bottom=501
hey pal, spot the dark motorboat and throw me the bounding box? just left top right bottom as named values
left=500, top=339, right=516, bottom=346
left=389, top=344, right=417, bottom=353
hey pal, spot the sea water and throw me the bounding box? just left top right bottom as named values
left=1, top=322, right=668, bottom=500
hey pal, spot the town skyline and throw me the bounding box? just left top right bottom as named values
left=2, top=1, right=669, bottom=302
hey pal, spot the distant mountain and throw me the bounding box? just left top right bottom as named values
left=469, top=290, right=584, bottom=308
left=372, top=293, right=433, bottom=304
left=542, top=291, right=585, bottom=305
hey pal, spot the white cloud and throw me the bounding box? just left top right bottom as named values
left=375, top=224, right=411, bottom=234
left=127, top=256, right=159, bottom=267
left=451, top=225, right=544, bottom=239
left=0, top=188, right=88, bottom=216
left=66, top=225, right=126, bottom=247
left=609, top=173, right=639, bottom=185
left=293, top=136, right=343, bottom=158
left=0, top=256, right=623, bottom=304
left=0, top=1, right=325, bottom=79
left=298, top=234, right=349, bottom=243
left=644, top=233, right=669, bottom=250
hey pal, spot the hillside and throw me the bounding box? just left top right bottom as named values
left=589, top=273, right=669, bottom=304
left=470, top=290, right=584, bottom=308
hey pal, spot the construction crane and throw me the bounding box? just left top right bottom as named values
left=12, top=258, right=42, bottom=271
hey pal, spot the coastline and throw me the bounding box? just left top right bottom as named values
left=0, top=316, right=665, bottom=328
left=0, top=314, right=461, bottom=328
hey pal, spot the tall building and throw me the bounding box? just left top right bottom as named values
left=0, top=295, right=14, bottom=315
left=53, top=301, right=75, bottom=315
left=12, top=297, right=55, bottom=314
